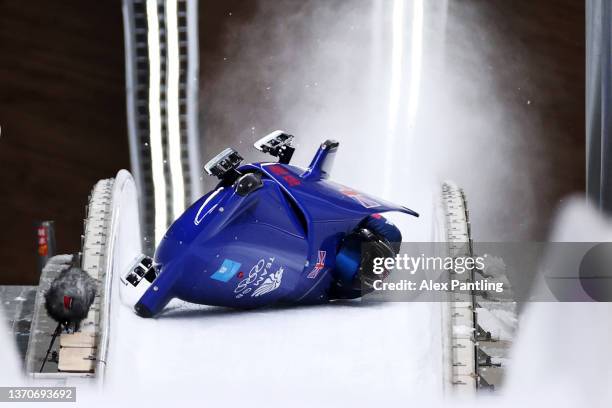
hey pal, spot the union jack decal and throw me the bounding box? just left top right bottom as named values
left=307, top=250, right=327, bottom=279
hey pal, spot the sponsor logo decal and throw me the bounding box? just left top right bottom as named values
left=307, top=250, right=326, bottom=279
left=269, top=165, right=287, bottom=175
left=252, top=267, right=284, bottom=297
left=268, top=164, right=301, bottom=187
left=234, top=256, right=285, bottom=299
left=283, top=175, right=301, bottom=186
left=210, top=259, right=242, bottom=282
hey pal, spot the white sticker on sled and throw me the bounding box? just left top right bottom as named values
left=235, top=257, right=285, bottom=299
left=251, top=267, right=284, bottom=297
left=194, top=187, right=224, bottom=225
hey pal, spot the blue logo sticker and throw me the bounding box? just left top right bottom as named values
left=211, top=259, right=242, bottom=282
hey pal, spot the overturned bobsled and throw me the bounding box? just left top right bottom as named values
left=122, top=131, right=418, bottom=317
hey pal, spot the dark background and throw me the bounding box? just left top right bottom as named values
left=0, top=1, right=129, bottom=285
left=0, top=0, right=584, bottom=284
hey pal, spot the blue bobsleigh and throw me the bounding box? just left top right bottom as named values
left=122, top=131, right=418, bottom=317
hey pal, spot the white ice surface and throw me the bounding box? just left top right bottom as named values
left=98, top=196, right=612, bottom=408
left=0, top=308, right=22, bottom=387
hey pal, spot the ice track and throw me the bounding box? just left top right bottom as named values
left=100, top=171, right=445, bottom=406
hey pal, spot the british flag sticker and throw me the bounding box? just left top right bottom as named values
left=307, top=250, right=327, bottom=279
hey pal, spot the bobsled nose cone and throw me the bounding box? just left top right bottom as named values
left=134, top=302, right=154, bottom=318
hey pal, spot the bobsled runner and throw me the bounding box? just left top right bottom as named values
left=121, top=131, right=418, bottom=317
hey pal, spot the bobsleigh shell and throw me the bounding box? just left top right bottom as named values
left=136, top=157, right=417, bottom=316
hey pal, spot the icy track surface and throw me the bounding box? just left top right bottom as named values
left=103, top=175, right=442, bottom=406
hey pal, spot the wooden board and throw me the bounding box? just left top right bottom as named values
left=58, top=347, right=96, bottom=373
left=60, top=332, right=96, bottom=348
